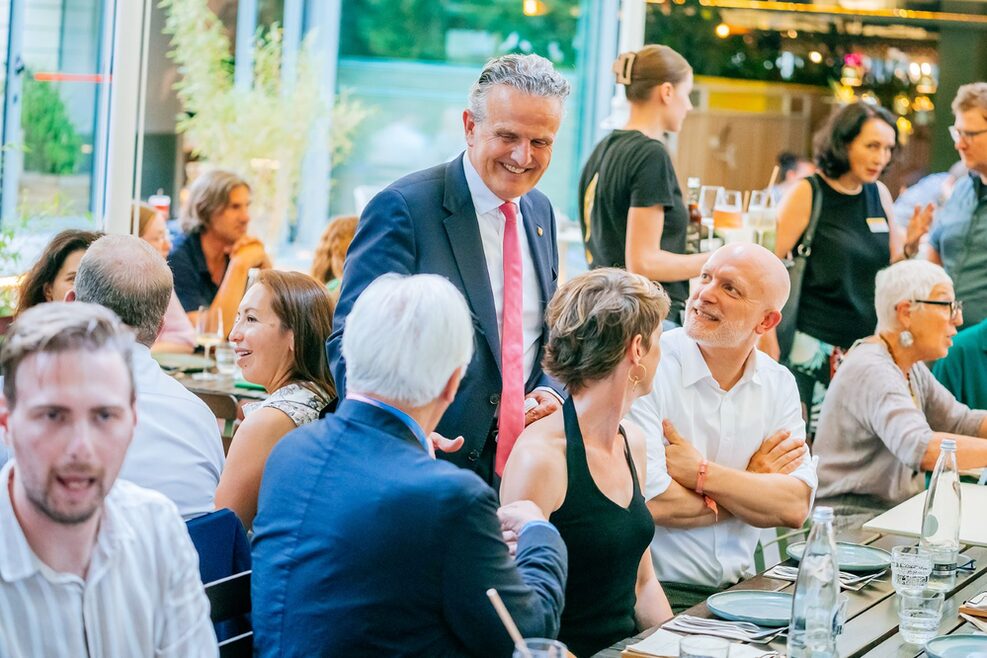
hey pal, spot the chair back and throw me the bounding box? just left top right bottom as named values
left=205, top=570, right=252, bottom=658
left=193, top=391, right=239, bottom=454
left=186, top=509, right=252, bottom=647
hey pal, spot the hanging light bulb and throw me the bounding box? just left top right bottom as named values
left=523, top=0, right=548, bottom=16
left=715, top=23, right=731, bottom=38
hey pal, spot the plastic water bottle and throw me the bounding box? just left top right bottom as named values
left=788, top=506, right=841, bottom=658
left=920, top=439, right=962, bottom=591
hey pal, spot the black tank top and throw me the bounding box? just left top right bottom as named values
left=797, top=175, right=890, bottom=348
left=550, top=397, right=654, bottom=657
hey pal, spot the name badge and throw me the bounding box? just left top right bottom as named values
left=866, top=217, right=890, bottom=233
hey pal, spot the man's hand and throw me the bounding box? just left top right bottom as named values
left=427, top=431, right=464, bottom=458
left=662, top=419, right=703, bottom=491
left=746, top=429, right=806, bottom=475
left=229, top=236, right=270, bottom=269
left=497, top=500, right=547, bottom=556
left=524, top=389, right=560, bottom=426
left=906, top=203, right=934, bottom=253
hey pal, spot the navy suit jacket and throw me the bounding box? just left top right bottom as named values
left=326, top=154, right=561, bottom=474
left=251, top=399, right=568, bottom=657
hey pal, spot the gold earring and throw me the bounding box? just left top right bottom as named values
left=628, top=363, right=647, bottom=390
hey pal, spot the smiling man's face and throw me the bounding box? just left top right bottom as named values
left=463, top=84, right=562, bottom=201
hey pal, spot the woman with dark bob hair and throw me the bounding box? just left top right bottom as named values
left=215, top=270, right=335, bottom=528
left=500, top=268, right=673, bottom=657
left=16, top=229, right=102, bottom=313
left=765, top=102, right=931, bottom=432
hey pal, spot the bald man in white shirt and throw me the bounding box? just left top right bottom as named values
left=628, top=244, right=816, bottom=612
left=0, top=303, right=216, bottom=657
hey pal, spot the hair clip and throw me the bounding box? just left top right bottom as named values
left=613, top=52, right=636, bottom=85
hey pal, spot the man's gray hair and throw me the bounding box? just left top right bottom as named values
left=1, top=302, right=136, bottom=408
left=342, top=274, right=474, bottom=408
left=467, top=54, right=571, bottom=122
left=74, top=234, right=173, bottom=346
left=874, top=259, right=953, bottom=333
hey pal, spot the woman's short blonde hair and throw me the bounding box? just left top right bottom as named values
left=543, top=268, right=669, bottom=394
left=874, top=260, right=953, bottom=333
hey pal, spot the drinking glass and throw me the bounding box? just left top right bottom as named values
left=748, top=189, right=771, bottom=211
left=699, top=185, right=722, bottom=246
left=892, top=545, right=934, bottom=594
left=214, top=342, right=237, bottom=377
left=746, top=207, right=778, bottom=251
left=512, top=638, right=567, bottom=657
left=897, top=590, right=943, bottom=645
left=713, top=189, right=743, bottom=229
left=194, top=306, right=224, bottom=381
left=679, top=635, right=730, bottom=658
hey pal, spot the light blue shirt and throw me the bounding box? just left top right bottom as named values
left=930, top=174, right=987, bottom=326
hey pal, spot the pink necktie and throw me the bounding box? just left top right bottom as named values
left=495, top=201, right=525, bottom=476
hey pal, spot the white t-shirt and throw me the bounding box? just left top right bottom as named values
left=627, top=328, right=817, bottom=588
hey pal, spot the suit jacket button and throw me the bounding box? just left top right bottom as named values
left=467, top=450, right=480, bottom=462
left=489, top=393, right=500, bottom=405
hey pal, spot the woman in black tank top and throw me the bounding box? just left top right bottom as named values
left=768, top=102, right=931, bottom=432
left=501, top=269, right=673, bottom=656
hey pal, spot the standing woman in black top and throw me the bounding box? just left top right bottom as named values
left=579, top=45, right=709, bottom=326
left=764, top=102, right=931, bottom=430
left=501, top=268, right=673, bottom=657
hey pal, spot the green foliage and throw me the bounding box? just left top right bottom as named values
left=340, top=0, right=581, bottom=66
left=21, top=75, right=82, bottom=175
left=160, top=0, right=367, bottom=244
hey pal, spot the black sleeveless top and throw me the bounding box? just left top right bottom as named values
left=797, top=175, right=890, bottom=348
left=550, top=397, right=654, bottom=657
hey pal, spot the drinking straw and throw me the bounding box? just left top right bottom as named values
left=742, top=190, right=751, bottom=212
left=486, top=588, right=532, bottom=658
left=766, top=164, right=780, bottom=191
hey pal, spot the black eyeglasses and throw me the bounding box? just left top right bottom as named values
left=948, top=126, right=987, bottom=143
left=912, top=299, right=963, bottom=320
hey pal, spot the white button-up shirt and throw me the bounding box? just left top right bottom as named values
left=121, top=344, right=225, bottom=519
left=627, top=328, right=817, bottom=588
left=462, top=155, right=544, bottom=382
left=0, top=461, right=218, bottom=657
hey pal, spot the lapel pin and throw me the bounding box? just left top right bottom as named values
left=536, top=226, right=544, bottom=237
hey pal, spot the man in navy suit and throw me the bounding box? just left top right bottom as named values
left=327, top=54, right=570, bottom=483
left=253, top=274, right=568, bottom=657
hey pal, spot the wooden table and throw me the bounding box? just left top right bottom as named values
left=595, top=531, right=987, bottom=657
left=171, top=372, right=267, bottom=402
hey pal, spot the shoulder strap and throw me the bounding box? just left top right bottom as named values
left=797, top=174, right=825, bottom=257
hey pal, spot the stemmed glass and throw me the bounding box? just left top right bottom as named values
left=747, top=190, right=775, bottom=248
left=193, top=305, right=224, bottom=381
left=698, top=185, right=722, bottom=246
left=713, top=189, right=743, bottom=229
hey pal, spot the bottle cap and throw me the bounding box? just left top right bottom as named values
left=941, top=438, right=957, bottom=451
left=812, top=506, right=834, bottom=522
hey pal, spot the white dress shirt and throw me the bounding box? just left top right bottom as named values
left=462, top=156, right=544, bottom=382
left=627, top=328, right=817, bottom=588
left=120, top=344, right=225, bottom=519
left=0, top=461, right=218, bottom=657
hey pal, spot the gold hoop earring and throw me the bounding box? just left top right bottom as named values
left=628, top=363, right=647, bottom=391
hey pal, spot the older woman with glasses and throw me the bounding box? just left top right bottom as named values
left=814, top=259, right=987, bottom=528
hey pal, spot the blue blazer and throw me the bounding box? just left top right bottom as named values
left=326, top=154, right=562, bottom=474
left=251, top=399, right=568, bottom=657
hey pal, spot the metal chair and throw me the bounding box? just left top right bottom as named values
left=205, top=570, right=252, bottom=658
left=192, top=391, right=239, bottom=454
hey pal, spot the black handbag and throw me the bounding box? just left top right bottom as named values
left=777, top=174, right=823, bottom=361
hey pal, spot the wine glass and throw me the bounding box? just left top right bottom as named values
left=193, top=305, right=224, bottom=381
left=747, top=190, right=775, bottom=248
left=699, top=186, right=722, bottom=247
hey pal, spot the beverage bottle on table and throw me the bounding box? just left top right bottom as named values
left=685, top=177, right=703, bottom=254
left=920, top=438, right=961, bottom=591
left=788, top=506, right=840, bottom=658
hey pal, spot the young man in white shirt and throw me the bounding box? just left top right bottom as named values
left=0, top=302, right=217, bottom=657
left=628, top=243, right=817, bottom=612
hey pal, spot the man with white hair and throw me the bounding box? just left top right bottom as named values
left=0, top=303, right=216, bottom=656
left=253, top=274, right=568, bottom=657
left=70, top=234, right=224, bottom=519
left=328, top=54, right=571, bottom=484
left=628, top=243, right=816, bottom=612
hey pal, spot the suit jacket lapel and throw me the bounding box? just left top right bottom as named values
left=519, top=195, right=553, bottom=311
left=443, top=155, right=503, bottom=372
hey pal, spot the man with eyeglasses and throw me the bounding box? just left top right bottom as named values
left=926, top=82, right=987, bottom=327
